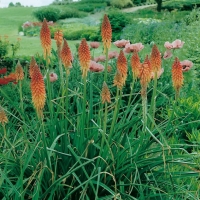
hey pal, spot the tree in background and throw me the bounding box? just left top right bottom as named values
left=155, top=0, right=162, bottom=12
left=15, top=2, right=22, bottom=7
left=8, top=2, right=15, bottom=7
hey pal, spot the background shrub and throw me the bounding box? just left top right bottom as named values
left=107, top=9, right=129, bottom=40
left=162, top=0, right=200, bottom=11
left=50, top=24, right=98, bottom=41
left=59, top=7, right=87, bottom=19
left=110, top=0, right=133, bottom=8
left=121, top=20, right=184, bottom=45
left=33, top=7, right=60, bottom=22
left=0, top=38, right=9, bottom=58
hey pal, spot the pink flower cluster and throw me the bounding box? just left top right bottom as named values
left=94, top=51, right=119, bottom=62
left=180, top=60, right=193, bottom=72
left=89, top=60, right=104, bottom=72
left=22, top=21, right=54, bottom=30
left=113, top=39, right=144, bottom=53
left=164, top=39, right=185, bottom=49
left=163, top=39, right=193, bottom=72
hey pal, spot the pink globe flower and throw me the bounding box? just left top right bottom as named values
left=113, top=39, right=130, bottom=48
left=94, top=55, right=106, bottom=62
left=164, top=41, right=173, bottom=49
left=163, top=50, right=172, bottom=59
left=108, top=51, right=119, bottom=59
left=49, top=72, right=58, bottom=82
left=124, top=42, right=144, bottom=53
left=90, top=41, right=100, bottom=49
left=180, top=60, right=193, bottom=72
left=89, top=60, right=104, bottom=72
left=171, top=39, right=185, bottom=49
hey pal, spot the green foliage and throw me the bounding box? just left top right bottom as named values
left=23, top=26, right=41, bottom=37
left=107, top=9, right=129, bottom=40
left=110, top=0, right=133, bottom=8
left=182, top=7, right=200, bottom=25
left=50, top=24, right=98, bottom=41
left=33, top=7, right=61, bottom=22
left=163, top=0, right=200, bottom=11
left=121, top=20, right=184, bottom=44
left=59, top=7, right=88, bottom=19
left=0, top=37, right=9, bottom=58
left=132, top=0, right=147, bottom=5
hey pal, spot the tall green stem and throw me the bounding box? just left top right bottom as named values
left=127, top=76, right=135, bottom=108
left=109, top=89, right=121, bottom=143
left=89, top=73, right=93, bottom=130
left=40, top=118, right=51, bottom=168
left=80, top=75, right=87, bottom=148
left=104, top=48, right=108, bottom=82
left=100, top=102, right=108, bottom=154
left=64, top=70, right=69, bottom=153
left=19, top=80, right=24, bottom=115
left=149, top=71, right=158, bottom=128
left=175, top=88, right=180, bottom=101
left=141, top=87, right=147, bottom=132
left=65, top=70, right=69, bottom=128
left=59, top=58, right=64, bottom=96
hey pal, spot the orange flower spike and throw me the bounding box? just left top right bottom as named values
left=54, top=30, right=63, bottom=49
left=117, top=50, right=127, bottom=84
left=78, top=38, right=91, bottom=77
left=101, top=14, right=112, bottom=50
left=144, top=55, right=152, bottom=75
left=40, top=18, right=51, bottom=58
left=172, top=57, right=183, bottom=92
left=61, top=39, right=73, bottom=69
left=131, top=51, right=141, bottom=78
left=150, top=44, right=162, bottom=73
left=31, top=65, right=46, bottom=118
left=113, top=70, right=124, bottom=90
left=29, top=56, right=37, bottom=79
left=139, top=59, right=152, bottom=89
left=101, top=81, right=111, bottom=104
left=15, top=61, right=24, bottom=81
left=0, top=107, right=8, bottom=125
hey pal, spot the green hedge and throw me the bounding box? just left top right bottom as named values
left=50, top=24, right=98, bottom=41
left=163, top=0, right=200, bottom=11
left=33, top=7, right=60, bottom=22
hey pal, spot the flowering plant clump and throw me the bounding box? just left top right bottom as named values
left=0, top=14, right=199, bottom=200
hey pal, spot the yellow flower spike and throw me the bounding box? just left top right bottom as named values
left=101, top=81, right=111, bottom=104
left=78, top=38, right=91, bottom=77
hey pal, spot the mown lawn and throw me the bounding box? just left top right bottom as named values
left=0, top=6, right=117, bottom=57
